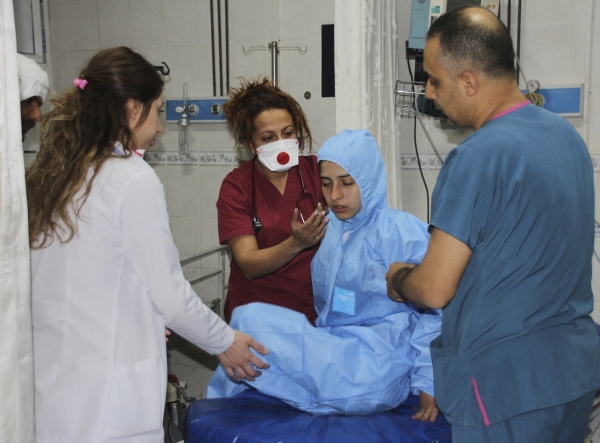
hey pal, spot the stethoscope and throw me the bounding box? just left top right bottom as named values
left=251, top=155, right=317, bottom=233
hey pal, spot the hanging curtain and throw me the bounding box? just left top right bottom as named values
left=335, top=0, right=402, bottom=209
left=0, top=1, right=35, bottom=442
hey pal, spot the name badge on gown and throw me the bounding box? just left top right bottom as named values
left=332, top=287, right=356, bottom=316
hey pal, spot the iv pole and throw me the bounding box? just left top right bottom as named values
left=242, top=41, right=308, bottom=87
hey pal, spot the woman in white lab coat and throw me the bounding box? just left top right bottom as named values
left=25, top=47, right=268, bottom=443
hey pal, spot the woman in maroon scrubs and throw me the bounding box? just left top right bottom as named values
left=217, top=78, right=328, bottom=324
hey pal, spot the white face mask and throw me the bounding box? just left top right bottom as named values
left=256, top=138, right=299, bottom=172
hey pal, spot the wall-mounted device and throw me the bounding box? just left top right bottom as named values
left=407, top=0, right=498, bottom=53
left=166, top=98, right=228, bottom=123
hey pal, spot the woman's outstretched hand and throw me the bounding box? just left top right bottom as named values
left=290, top=202, right=328, bottom=249
left=217, top=331, right=270, bottom=382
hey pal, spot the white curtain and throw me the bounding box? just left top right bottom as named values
left=335, top=0, right=402, bottom=209
left=0, top=1, right=35, bottom=442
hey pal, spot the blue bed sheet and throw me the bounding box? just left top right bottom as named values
left=185, top=324, right=600, bottom=442
left=184, top=390, right=451, bottom=443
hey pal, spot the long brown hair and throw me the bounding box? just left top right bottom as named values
left=26, top=47, right=163, bottom=249
left=223, top=77, right=312, bottom=157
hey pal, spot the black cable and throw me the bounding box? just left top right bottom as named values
left=407, top=58, right=430, bottom=223
left=209, top=0, right=216, bottom=96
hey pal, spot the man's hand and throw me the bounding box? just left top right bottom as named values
left=412, top=391, right=439, bottom=422
left=217, top=331, right=270, bottom=382
left=385, top=262, right=416, bottom=302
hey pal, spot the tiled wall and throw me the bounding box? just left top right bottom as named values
left=46, top=0, right=336, bottom=399
left=396, top=0, right=600, bottom=322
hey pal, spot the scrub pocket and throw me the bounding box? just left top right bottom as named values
left=430, top=338, right=475, bottom=427
left=102, top=355, right=164, bottom=439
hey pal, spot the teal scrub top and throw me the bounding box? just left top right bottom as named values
left=429, top=104, right=600, bottom=426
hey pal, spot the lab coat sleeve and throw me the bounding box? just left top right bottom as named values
left=115, top=169, right=235, bottom=355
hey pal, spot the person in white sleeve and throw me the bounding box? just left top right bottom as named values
left=25, top=46, right=269, bottom=443
left=17, top=53, right=49, bottom=140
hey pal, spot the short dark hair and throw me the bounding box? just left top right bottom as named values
left=427, top=6, right=515, bottom=79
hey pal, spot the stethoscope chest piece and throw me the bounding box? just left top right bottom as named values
left=252, top=216, right=263, bottom=233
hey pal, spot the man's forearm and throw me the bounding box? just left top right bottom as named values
left=390, top=265, right=432, bottom=309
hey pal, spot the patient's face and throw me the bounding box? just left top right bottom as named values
left=320, top=161, right=361, bottom=220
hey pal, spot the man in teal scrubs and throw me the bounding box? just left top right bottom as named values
left=386, top=6, right=600, bottom=443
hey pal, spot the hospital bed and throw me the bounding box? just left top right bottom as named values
left=178, top=248, right=600, bottom=442
left=184, top=390, right=451, bottom=443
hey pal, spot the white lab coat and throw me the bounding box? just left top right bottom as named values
left=31, top=145, right=235, bottom=443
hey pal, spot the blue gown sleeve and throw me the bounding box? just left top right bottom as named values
left=367, top=210, right=441, bottom=397
left=409, top=308, right=441, bottom=396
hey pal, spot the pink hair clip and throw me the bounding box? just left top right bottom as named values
left=73, top=78, right=88, bottom=90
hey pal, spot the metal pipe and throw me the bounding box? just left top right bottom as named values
left=217, top=0, right=224, bottom=96
left=270, top=41, right=278, bottom=86
left=225, top=0, right=230, bottom=94
left=210, top=0, right=216, bottom=96
left=180, top=245, right=228, bottom=266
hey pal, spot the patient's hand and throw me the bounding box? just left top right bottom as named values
left=412, top=391, right=439, bottom=422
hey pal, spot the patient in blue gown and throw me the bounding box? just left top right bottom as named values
left=207, top=129, right=441, bottom=419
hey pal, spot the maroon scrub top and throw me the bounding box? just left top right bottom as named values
left=217, top=155, right=324, bottom=324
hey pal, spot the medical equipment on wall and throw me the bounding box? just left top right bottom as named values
left=408, top=0, right=498, bottom=52
left=242, top=41, right=307, bottom=87
left=175, top=83, right=199, bottom=152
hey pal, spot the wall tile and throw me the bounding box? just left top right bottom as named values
left=163, top=45, right=199, bottom=99
left=196, top=0, right=213, bottom=45
left=67, top=0, right=99, bottom=51
left=229, top=49, right=270, bottom=84
left=303, top=36, right=321, bottom=96
left=130, top=0, right=163, bottom=49
left=162, top=0, right=197, bottom=48
left=50, top=50, right=72, bottom=93
left=277, top=38, right=307, bottom=99
left=521, top=0, right=577, bottom=26
left=49, top=0, right=69, bottom=53
left=98, top=0, right=131, bottom=48
left=68, top=50, right=97, bottom=79
left=306, top=0, right=334, bottom=38
left=170, top=216, right=202, bottom=258
left=591, top=34, right=600, bottom=86
left=587, top=87, right=600, bottom=153
left=279, top=0, right=306, bottom=41
left=229, top=0, right=269, bottom=45
left=166, top=165, right=200, bottom=217
left=198, top=166, right=232, bottom=219
left=520, top=23, right=575, bottom=85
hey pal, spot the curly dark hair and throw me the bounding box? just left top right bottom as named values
left=26, top=47, right=164, bottom=248
left=223, top=77, right=312, bottom=157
